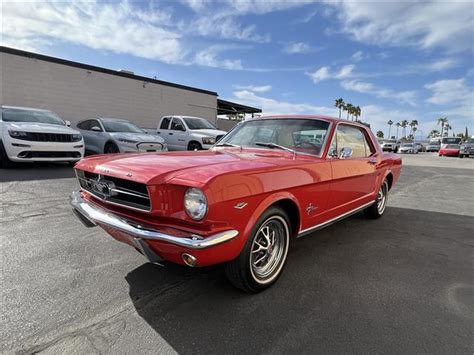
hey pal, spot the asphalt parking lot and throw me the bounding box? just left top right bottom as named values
left=1, top=153, right=473, bottom=354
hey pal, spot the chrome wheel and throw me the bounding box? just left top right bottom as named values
left=250, top=216, right=289, bottom=284
left=376, top=181, right=388, bottom=214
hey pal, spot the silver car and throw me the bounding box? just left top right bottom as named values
left=399, top=143, right=419, bottom=154
left=77, top=117, right=166, bottom=154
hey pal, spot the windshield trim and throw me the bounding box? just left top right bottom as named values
left=215, top=118, right=333, bottom=158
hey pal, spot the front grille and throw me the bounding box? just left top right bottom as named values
left=13, top=132, right=77, bottom=142
left=76, top=170, right=151, bottom=211
left=18, top=151, right=82, bottom=158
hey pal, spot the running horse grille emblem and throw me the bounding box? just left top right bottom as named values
left=90, top=176, right=118, bottom=198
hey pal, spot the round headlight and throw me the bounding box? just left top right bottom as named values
left=184, top=188, right=207, bottom=220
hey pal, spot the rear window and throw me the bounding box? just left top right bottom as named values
left=447, top=144, right=459, bottom=149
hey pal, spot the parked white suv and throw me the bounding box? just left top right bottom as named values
left=156, top=116, right=227, bottom=150
left=0, top=105, right=84, bottom=167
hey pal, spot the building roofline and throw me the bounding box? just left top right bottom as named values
left=0, top=46, right=218, bottom=97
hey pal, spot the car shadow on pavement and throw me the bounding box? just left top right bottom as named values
left=125, top=207, right=474, bottom=354
left=0, top=162, right=75, bottom=182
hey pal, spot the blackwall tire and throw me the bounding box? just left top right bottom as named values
left=104, top=142, right=119, bottom=154
left=225, top=206, right=291, bottom=293
left=364, top=180, right=389, bottom=219
left=0, top=141, right=14, bottom=168
left=188, top=142, right=202, bottom=151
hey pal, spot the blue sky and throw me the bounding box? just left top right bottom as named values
left=2, top=0, right=473, bottom=137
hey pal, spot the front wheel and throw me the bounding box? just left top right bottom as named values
left=225, top=207, right=290, bottom=293
left=188, top=141, right=202, bottom=151
left=104, top=142, right=120, bottom=154
left=0, top=141, right=14, bottom=168
left=364, top=180, right=389, bottom=219
left=459, top=154, right=464, bottom=159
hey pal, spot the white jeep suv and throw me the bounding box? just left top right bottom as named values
left=0, top=105, right=84, bottom=167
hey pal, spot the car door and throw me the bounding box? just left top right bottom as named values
left=168, top=117, right=188, bottom=151
left=77, top=120, right=95, bottom=153
left=328, top=124, right=378, bottom=212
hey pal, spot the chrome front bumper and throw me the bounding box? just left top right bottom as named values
left=70, top=191, right=239, bottom=249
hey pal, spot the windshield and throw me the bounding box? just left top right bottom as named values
left=102, top=120, right=144, bottom=133
left=182, top=117, right=216, bottom=130
left=442, top=137, right=461, bottom=144
left=401, top=144, right=413, bottom=147
left=446, top=144, right=459, bottom=149
left=386, top=140, right=397, bottom=143
left=1, top=108, right=65, bottom=125
left=217, top=118, right=330, bottom=157
left=464, top=138, right=474, bottom=144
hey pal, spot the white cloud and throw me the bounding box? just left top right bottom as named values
left=341, top=80, right=417, bottom=106
left=194, top=47, right=243, bottom=70
left=424, top=78, right=473, bottom=119
left=351, top=50, right=366, bottom=62
left=307, top=64, right=355, bottom=83
left=233, top=85, right=272, bottom=93
left=325, top=1, right=474, bottom=53
left=284, top=42, right=313, bottom=54
left=1, top=1, right=185, bottom=64
left=231, top=90, right=337, bottom=116
left=183, top=14, right=270, bottom=43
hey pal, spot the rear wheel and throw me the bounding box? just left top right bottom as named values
left=459, top=154, right=464, bottom=159
left=364, top=180, right=389, bottom=219
left=104, top=142, right=119, bottom=154
left=225, top=207, right=290, bottom=293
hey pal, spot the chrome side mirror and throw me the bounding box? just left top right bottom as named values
left=64, top=120, right=71, bottom=127
left=91, top=126, right=101, bottom=132
left=339, top=146, right=353, bottom=159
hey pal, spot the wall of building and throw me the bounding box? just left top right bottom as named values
left=0, top=51, right=217, bottom=129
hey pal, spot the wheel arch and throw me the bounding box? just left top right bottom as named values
left=187, top=140, right=202, bottom=150
left=242, top=192, right=302, bottom=242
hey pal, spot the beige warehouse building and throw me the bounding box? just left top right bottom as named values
left=0, top=47, right=260, bottom=130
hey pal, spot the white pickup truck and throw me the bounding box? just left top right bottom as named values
left=156, top=115, right=227, bottom=151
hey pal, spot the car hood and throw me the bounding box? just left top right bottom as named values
left=75, top=149, right=318, bottom=186
left=189, top=129, right=227, bottom=137
left=109, top=132, right=165, bottom=143
left=3, top=122, right=80, bottom=134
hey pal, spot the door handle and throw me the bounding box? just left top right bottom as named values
left=368, top=160, right=377, bottom=165
left=169, top=132, right=173, bottom=135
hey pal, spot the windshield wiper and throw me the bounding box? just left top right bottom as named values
left=215, top=142, right=241, bottom=148
left=255, top=142, right=297, bottom=157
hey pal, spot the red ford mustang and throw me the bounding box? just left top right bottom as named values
left=71, top=115, right=402, bottom=293
left=438, top=144, right=460, bottom=157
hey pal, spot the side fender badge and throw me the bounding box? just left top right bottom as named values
left=234, top=202, right=248, bottom=209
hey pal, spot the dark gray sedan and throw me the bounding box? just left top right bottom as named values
left=76, top=117, right=166, bottom=154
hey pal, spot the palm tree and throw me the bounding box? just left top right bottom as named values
left=345, top=103, right=354, bottom=120
left=400, top=120, right=409, bottom=138
left=387, top=120, right=393, bottom=139
left=396, top=122, right=401, bottom=139
left=428, top=129, right=440, bottom=138
left=412, top=127, right=417, bottom=141
left=409, top=119, right=418, bottom=137
left=437, top=117, right=448, bottom=137
left=354, top=106, right=361, bottom=121
left=444, top=124, right=452, bottom=137
left=335, top=98, right=345, bottom=119
left=376, top=130, right=384, bottom=139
